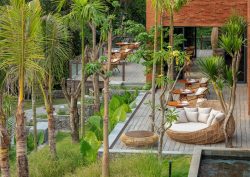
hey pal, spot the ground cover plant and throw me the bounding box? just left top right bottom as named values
left=65, top=154, right=191, bottom=177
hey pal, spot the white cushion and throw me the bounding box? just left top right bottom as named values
left=200, top=77, right=209, bottom=84
left=211, top=113, right=225, bottom=125
left=198, top=113, right=210, bottom=123
left=176, top=110, right=188, bottom=123
left=169, top=122, right=208, bottom=132
left=184, top=107, right=198, bottom=112
left=198, top=107, right=212, bottom=114
left=185, top=111, right=198, bottom=122
left=195, top=87, right=207, bottom=96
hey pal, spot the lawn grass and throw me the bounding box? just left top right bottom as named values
left=65, top=154, right=191, bottom=177
left=11, top=132, right=85, bottom=177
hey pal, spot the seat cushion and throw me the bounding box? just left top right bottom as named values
left=195, top=87, right=207, bottom=96
left=176, top=110, right=188, bottom=123
left=169, top=122, right=208, bottom=132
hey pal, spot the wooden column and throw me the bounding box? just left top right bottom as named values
left=248, top=0, right=250, bottom=115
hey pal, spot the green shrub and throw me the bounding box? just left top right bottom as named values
left=11, top=132, right=85, bottom=177
left=65, top=154, right=191, bottom=177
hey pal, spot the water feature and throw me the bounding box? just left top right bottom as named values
left=199, top=156, right=250, bottom=177
left=188, top=148, right=250, bottom=177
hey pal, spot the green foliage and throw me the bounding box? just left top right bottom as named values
left=165, top=109, right=178, bottom=124
left=197, top=57, right=225, bottom=82
left=115, top=20, right=146, bottom=40
left=57, top=108, right=69, bottom=115
left=3, top=94, right=17, bottom=118
left=197, top=56, right=234, bottom=90
left=80, top=132, right=101, bottom=162
left=87, top=116, right=103, bottom=140
left=66, top=154, right=191, bottom=177
left=100, top=91, right=136, bottom=130
left=26, top=132, right=45, bottom=153
left=42, top=13, right=71, bottom=83
left=220, top=13, right=247, bottom=57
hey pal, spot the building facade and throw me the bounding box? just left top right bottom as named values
left=146, top=0, right=250, bottom=113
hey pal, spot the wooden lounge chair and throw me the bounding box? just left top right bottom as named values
left=166, top=100, right=235, bottom=145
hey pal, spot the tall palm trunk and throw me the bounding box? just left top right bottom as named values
left=168, top=4, right=174, bottom=80
left=91, top=24, right=100, bottom=113
left=80, top=25, right=86, bottom=138
left=0, top=91, right=10, bottom=177
left=102, top=28, right=112, bottom=177
left=32, top=80, right=37, bottom=151
left=15, top=10, right=29, bottom=175
left=151, top=0, right=158, bottom=132
left=16, top=68, right=29, bottom=177
left=46, top=73, right=56, bottom=158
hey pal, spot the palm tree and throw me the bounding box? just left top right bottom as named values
left=70, top=0, right=106, bottom=138
left=0, top=0, right=44, bottom=176
left=39, top=13, right=71, bottom=157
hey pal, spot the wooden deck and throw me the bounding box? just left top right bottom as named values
left=111, top=84, right=249, bottom=154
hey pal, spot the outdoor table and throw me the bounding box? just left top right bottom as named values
left=167, top=101, right=189, bottom=108
left=172, top=88, right=195, bottom=100
left=116, top=42, right=130, bottom=47
left=178, top=79, right=199, bottom=88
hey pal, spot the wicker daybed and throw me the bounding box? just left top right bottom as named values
left=166, top=100, right=235, bottom=145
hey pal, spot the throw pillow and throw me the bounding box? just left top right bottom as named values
left=184, top=107, right=198, bottom=112
left=185, top=112, right=199, bottom=122
left=176, top=110, right=188, bottom=123
left=198, top=113, right=210, bottom=123
left=198, top=107, right=212, bottom=114
left=211, top=113, right=225, bottom=125
left=207, top=114, right=215, bottom=126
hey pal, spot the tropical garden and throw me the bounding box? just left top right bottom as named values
left=0, top=0, right=247, bottom=177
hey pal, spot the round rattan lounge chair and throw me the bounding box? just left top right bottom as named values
left=166, top=100, right=235, bottom=145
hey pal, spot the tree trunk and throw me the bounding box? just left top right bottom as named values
left=47, top=103, right=57, bottom=158
left=0, top=91, right=10, bottom=177
left=70, top=97, right=79, bottom=143
left=151, top=0, right=158, bottom=132
left=91, top=24, right=100, bottom=113
left=102, top=28, right=112, bottom=177
left=80, top=26, right=86, bottom=138
left=102, top=79, right=109, bottom=177
left=211, top=27, right=219, bottom=56
left=16, top=75, right=29, bottom=177
left=169, top=6, right=174, bottom=81
left=32, top=81, right=37, bottom=151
